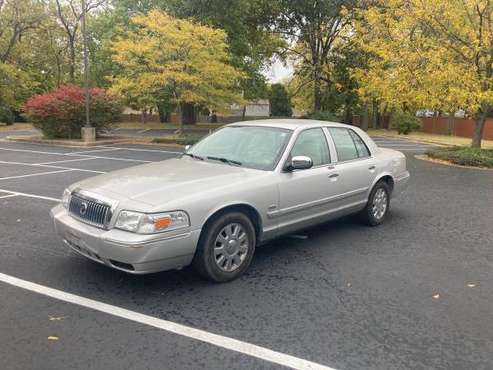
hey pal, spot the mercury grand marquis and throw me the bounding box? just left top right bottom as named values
left=51, top=119, right=410, bottom=282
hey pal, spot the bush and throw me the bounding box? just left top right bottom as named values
left=0, top=106, right=15, bottom=125
left=269, top=83, right=292, bottom=117
left=391, top=111, right=422, bottom=134
left=23, top=85, right=121, bottom=139
left=308, top=110, right=341, bottom=122
left=426, top=146, right=493, bottom=168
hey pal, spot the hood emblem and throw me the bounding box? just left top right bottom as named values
left=79, top=202, right=88, bottom=216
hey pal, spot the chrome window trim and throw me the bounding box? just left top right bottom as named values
left=279, top=127, right=332, bottom=172
left=325, top=126, right=376, bottom=165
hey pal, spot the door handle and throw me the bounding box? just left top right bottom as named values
left=368, top=165, right=376, bottom=171
left=328, top=173, right=339, bottom=179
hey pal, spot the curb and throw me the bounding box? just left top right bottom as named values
left=5, top=135, right=130, bottom=147
left=414, top=154, right=493, bottom=171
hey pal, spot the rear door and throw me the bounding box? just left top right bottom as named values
left=324, top=127, right=378, bottom=209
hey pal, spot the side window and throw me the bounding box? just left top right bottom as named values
left=290, top=128, right=330, bottom=166
left=327, top=128, right=359, bottom=162
left=349, top=130, right=371, bottom=158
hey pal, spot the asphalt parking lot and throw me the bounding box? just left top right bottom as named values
left=0, top=135, right=492, bottom=370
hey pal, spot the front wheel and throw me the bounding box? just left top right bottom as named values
left=362, top=181, right=390, bottom=226
left=193, top=212, right=256, bottom=283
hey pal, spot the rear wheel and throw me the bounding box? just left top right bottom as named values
left=193, top=212, right=256, bottom=282
left=362, top=181, right=390, bottom=226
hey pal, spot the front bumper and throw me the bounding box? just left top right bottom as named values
left=50, top=205, right=201, bottom=274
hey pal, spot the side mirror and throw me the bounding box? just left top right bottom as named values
left=286, top=156, right=313, bottom=171
left=184, top=145, right=191, bottom=151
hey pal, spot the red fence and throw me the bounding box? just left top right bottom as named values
left=421, top=117, right=493, bottom=140
left=352, top=115, right=493, bottom=140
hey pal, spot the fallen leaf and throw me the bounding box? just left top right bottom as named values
left=467, top=283, right=477, bottom=288
left=347, top=283, right=352, bottom=288
left=47, top=336, right=59, bottom=341
left=16, top=219, right=21, bottom=222
left=432, top=293, right=440, bottom=299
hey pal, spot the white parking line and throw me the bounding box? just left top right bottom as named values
left=0, top=194, right=17, bottom=199
left=69, top=148, right=120, bottom=155
left=0, top=146, right=69, bottom=156
left=0, top=146, right=152, bottom=164
left=0, top=272, right=335, bottom=370
left=0, top=143, right=182, bottom=156
left=72, top=154, right=152, bottom=163
left=103, top=146, right=182, bottom=154
left=0, top=169, right=73, bottom=181
left=38, top=157, right=99, bottom=165
left=0, top=160, right=106, bottom=174
left=0, top=189, right=60, bottom=202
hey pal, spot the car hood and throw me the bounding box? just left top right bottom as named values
left=73, top=157, right=266, bottom=207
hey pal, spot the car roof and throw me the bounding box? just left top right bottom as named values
left=227, top=118, right=352, bottom=131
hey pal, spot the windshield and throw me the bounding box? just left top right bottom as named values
left=186, top=126, right=292, bottom=170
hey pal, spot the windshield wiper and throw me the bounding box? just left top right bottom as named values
left=182, top=153, right=204, bottom=160
left=206, top=156, right=242, bottom=166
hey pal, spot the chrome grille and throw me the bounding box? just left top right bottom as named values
left=68, top=193, right=111, bottom=229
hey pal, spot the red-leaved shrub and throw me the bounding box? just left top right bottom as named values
left=24, top=85, right=121, bottom=139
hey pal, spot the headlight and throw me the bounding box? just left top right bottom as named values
left=61, top=188, right=71, bottom=209
left=114, top=210, right=190, bottom=234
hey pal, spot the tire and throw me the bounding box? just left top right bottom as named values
left=193, top=212, right=256, bottom=283
left=362, top=181, right=390, bottom=226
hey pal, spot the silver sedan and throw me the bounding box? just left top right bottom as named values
left=51, top=119, right=410, bottom=282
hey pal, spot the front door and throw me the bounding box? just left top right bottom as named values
left=276, top=128, right=334, bottom=232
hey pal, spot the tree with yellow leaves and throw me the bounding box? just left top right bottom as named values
left=110, top=10, right=244, bottom=132
left=355, top=0, right=493, bottom=148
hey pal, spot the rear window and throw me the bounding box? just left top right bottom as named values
left=328, top=128, right=370, bottom=162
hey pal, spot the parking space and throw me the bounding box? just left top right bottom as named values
left=0, top=137, right=492, bottom=370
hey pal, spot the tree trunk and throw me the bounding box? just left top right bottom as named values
left=210, top=112, right=217, bottom=123
left=181, top=103, right=196, bottom=125
left=175, top=103, right=183, bottom=135
left=371, top=99, right=378, bottom=129
left=313, top=65, right=322, bottom=112
left=68, top=41, right=76, bottom=83
left=447, top=113, right=455, bottom=136
left=157, top=105, right=169, bottom=123
left=361, top=104, right=369, bottom=131
left=242, top=105, right=246, bottom=120
left=472, top=110, right=488, bottom=148
left=343, top=106, right=352, bottom=125
left=141, top=110, right=147, bottom=124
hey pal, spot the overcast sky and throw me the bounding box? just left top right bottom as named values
left=263, top=57, right=293, bottom=83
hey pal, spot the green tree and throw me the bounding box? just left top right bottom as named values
left=110, top=10, right=244, bottom=133
left=355, top=0, right=493, bottom=148
left=53, top=0, right=108, bottom=83
left=269, top=83, right=292, bottom=116
left=0, top=0, right=44, bottom=63
left=163, top=0, right=281, bottom=101
left=0, top=62, right=33, bottom=122
left=272, top=0, right=357, bottom=112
